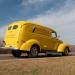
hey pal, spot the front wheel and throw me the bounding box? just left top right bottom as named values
left=12, top=50, right=22, bottom=57
left=62, top=47, right=69, bottom=56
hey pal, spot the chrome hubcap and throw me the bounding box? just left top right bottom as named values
left=31, top=47, right=38, bottom=56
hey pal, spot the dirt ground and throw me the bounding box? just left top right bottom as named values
left=0, top=55, right=75, bottom=75
left=0, top=45, right=75, bottom=75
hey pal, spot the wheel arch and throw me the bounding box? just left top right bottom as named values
left=57, top=43, right=70, bottom=52
left=20, top=39, right=41, bottom=51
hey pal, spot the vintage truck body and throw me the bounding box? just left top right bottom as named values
left=4, top=21, right=70, bottom=57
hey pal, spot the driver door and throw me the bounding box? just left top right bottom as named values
left=49, top=31, right=59, bottom=50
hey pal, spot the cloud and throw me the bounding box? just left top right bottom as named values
left=0, top=0, right=75, bottom=44
left=22, top=0, right=45, bottom=5
left=21, top=0, right=52, bottom=6
left=19, top=0, right=65, bottom=19
left=28, top=0, right=75, bottom=44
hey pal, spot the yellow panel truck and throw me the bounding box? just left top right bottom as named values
left=4, top=21, right=70, bottom=57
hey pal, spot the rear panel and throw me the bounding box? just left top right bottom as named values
left=5, top=22, right=22, bottom=49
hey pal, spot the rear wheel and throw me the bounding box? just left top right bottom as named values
left=62, top=47, right=69, bottom=56
left=27, top=45, right=39, bottom=58
left=12, top=50, right=21, bottom=57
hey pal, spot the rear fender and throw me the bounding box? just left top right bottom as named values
left=20, top=39, right=40, bottom=51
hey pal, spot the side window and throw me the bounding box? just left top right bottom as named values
left=32, top=26, right=36, bottom=33
left=25, top=24, right=36, bottom=32
left=51, top=32, right=57, bottom=38
left=35, top=26, right=50, bottom=36
left=8, top=26, right=12, bottom=30
left=13, top=25, right=18, bottom=29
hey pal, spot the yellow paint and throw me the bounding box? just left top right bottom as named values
left=57, top=43, right=69, bottom=52
left=4, top=21, right=70, bottom=53
left=20, top=39, right=40, bottom=51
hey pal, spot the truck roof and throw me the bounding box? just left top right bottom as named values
left=8, top=21, right=56, bottom=32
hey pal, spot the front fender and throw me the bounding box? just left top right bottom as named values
left=57, top=43, right=69, bottom=52
left=20, top=39, right=40, bottom=51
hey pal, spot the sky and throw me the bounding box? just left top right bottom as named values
left=0, top=0, right=75, bottom=44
